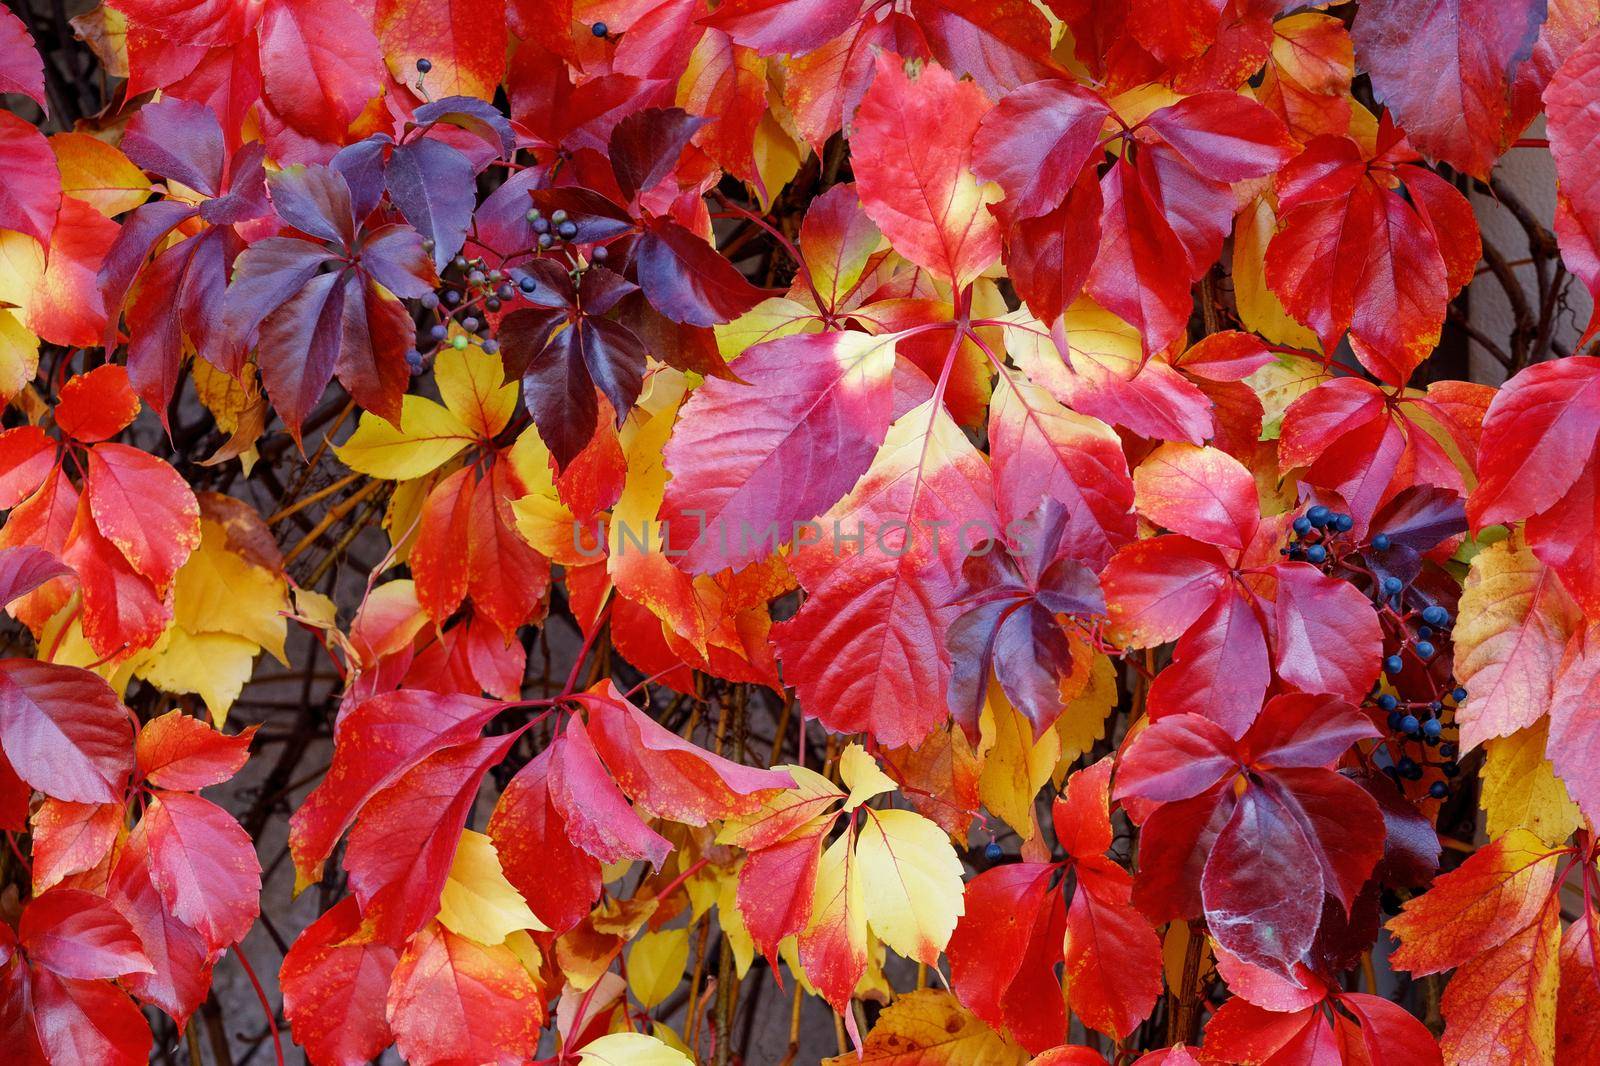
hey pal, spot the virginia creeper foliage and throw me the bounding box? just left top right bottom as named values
left=4, top=0, right=1600, bottom=1062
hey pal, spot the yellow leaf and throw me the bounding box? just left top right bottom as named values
left=1481, top=721, right=1580, bottom=845
left=1233, top=195, right=1320, bottom=350
left=980, top=682, right=1058, bottom=840
left=174, top=519, right=289, bottom=660
left=132, top=630, right=257, bottom=726
left=0, top=309, right=39, bottom=403
left=716, top=867, right=756, bottom=978
left=713, top=295, right=817, bottom=359
left=578, top=1032, right=694, bottom=1066
left=0, top=229, right=45, bottom=310
left=1055, top=648, right=1117, bottom=769
left=749, top=108, right=805, bottom=212
left=822, top=988, right=1027, bottom=1065
left=840, top=742, right=896, bottom=811
left=1454, top=537, right=1582, bottom=751
left=335, top=395, right=474, bottom=480
left=438, top=829, right=547, bottom=945
left=855, top=808, right=964, bottom=966
left=51, top=132, right=151, bottom=217
left=627, top=928, right=690, bottom=1009
left=1247, top=352, right=1329, bottom=440
left=434, top=342, right=516, bottom=438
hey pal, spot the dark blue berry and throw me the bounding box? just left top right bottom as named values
left=497, top=284, right=515, bottom=300
left=1372, top=533, right=1391, bottom=551
left=461, top=316, right=480, bottom=332
left=482, top=339, right=499, bottom=354
left=485, top=297, right=501, bottom=312
left=592, top=245, right=609, bottom=262
left=1416, top=641, right=1435, bottom=660
left=983, top=841, right=1002, bottom=862
left=1428, top=700, right=1443, bottom=713
left=468, top=269, right=486, bottom=284
left=1442, top=760, right=1460, bottom=777
left=1422, top=605, right=1449, bottom=627
left=558, top=220, right=578, bottom=239
left=519, top=275, right=537, bottom=293
left=538, top=233, right=554, bottom=249
left=1377, top=694, right=1398, bottom=712
left=429, top=323, right=448, bottom=341
left=1382, top=575, right=1403, bottom=595
left=1384, top=655, right=1404, bottom=675
left=1423, top=718, right=1442, bottom=740
left=1400, top=758, right=1423, bottom=780
left=591, top=20, right=608, bottom=36
left=1387, top=710, right=1404, bottom=730
left=1308, top=505, right=1331, bottom=527
left=1306, top=544, right=1327, bottom=564
left=1400, top=714, right=1420, bottom=735
left=1293, top=516, right=1312, bottom=536
left=1451, top=687, right=1467, bottom=702
left=416, top=57, right=432, bottom=73
left=1429, top=781, right=1449, bottom=799
left=533, top=217, right=550, bottom=234
left=1334, top=513, right=1354, bottom=532
left=1418, top=625, right=1433, bottom=639
left=1439, top=741, right=1458, bottom=758
left=443, top=290, right=461, bottom=305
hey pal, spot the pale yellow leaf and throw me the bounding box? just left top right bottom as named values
left=438, top=829, right=547, bottom=945
left=578, top=1032, right=694, bottom=1066
left=979, top=681, right=1057, bottom=839
left=627, top=928, right=690, bottom=1009
left=1233, top=195, right=1319, bottom=350
left=840, top=742, right=896, bottom=811
left=133, top=629, right=257, bottom=725
left=1481, top=721, right=1580, bottom=845
left=855, top=808, right=964, bottom=966
left=434, top=342, right=516, bottom=438
left=0, top=310, right=38, bottom=403
left=335, top=395, right=474, bottom=479
left=174, top=519, right=289, bottom=660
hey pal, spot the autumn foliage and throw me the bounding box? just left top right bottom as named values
left=6, top=0, right=1600, bottom=1063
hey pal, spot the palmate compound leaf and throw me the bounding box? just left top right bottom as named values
left=1115, top=697, right=1385, bottom=981
left=1102, top=444, right=1382, bottom=736
left=1265, top=120, right=1480, bottom=385
left=659, top=329, right=900, bottom=575
left=219, top=163, right=435, bottom=441
left=948, top=760, right=1161, bottom=1050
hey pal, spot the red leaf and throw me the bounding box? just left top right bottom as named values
left=0, top=546, right=71, bottom=610
left=384, top=921, right=544, bottom=1066
left=661, top=330, right=899, bottom=574
left=280, top=897, right=398, bottom=1066
left=486, top=747, right=603, bottom=933
left=0, top=111, right=59, bottom=245
left=851, top=53, right=999, bottom=288
left=84, top=444, right=201, bottom=589
left=260, top=0, right=383, bottom=141
left=973, top=80, right=1111, bottom=222
left=579, top=683, right=792, bottom=822
left=373, top=0, right=502, bottom=100
left=345, top=733, right=515, bottom=946
left=288, top=691, right=499, bottom=888
left=19, top=890, right=150, bottom=982
left=106, top=834, right=216, bottom=1027
left=31, top=799, right=121, bottom=891
left=0, top=661, right=134, bottom=804
left=1547, top=34, right=1600, bottom=347
left=26, top=196, right=119, bottom=349
left=1352, top=0, right=1546, bottom=176
left=135, top=711, right=255, bottom=792
left=548, top=716, right=672, bottom=868
left=25, top=967, right=152, bottom=1066
left=947, top=863, right=1062, bottom=1050
left=0, top=6, right=46, bottom=112
left=909, top=0, right=1061, bottom=100
left=54, top=366, right=140, bottom=444
left=138, top=790, right=260, bottom=951
left=1085, top=157, right=1193, bottom=356
left=1270, top=562, right=1383, bottom=703
left=703, top=0, right=863, bottom=56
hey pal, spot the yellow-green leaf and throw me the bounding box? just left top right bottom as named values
left=855, top=808, right=964, bottom=966
left=437, top=829, right=547, bottom=945
left=335, top=395, right=475, bottom=480
left=627, top=927, right=690, bottom=1009
left=1481, top=721, right=1580, bottom=845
